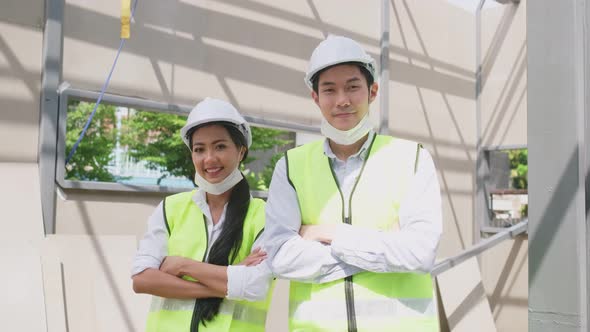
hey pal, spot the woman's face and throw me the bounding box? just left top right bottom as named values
left=191, top=124, right=245, bottom=184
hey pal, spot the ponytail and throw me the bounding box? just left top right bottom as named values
left=190, top=123, right=251, bottom=329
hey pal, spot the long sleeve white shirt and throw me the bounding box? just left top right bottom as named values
left=131, top=188, right=273, bottom=301
left=264, top=131, right=443, bottom=283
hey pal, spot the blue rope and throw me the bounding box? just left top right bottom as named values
left=65, top=0, right=139, bottom=165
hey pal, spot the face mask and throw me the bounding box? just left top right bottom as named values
left=321, top=113, right=373, bottom=145
left=194, top=167, right=243, bottom=195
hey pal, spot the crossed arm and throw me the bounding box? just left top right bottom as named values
left=265, top=150, right=442, bottom=279
left=131, top=201, right=267, bottom=300
left=132, top=248, right=266, bottom=299
left=264, top=158, right=364, bottom=283
left=132, top=268, right=223, bottom=299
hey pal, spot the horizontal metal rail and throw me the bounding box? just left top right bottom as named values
left=57, top=178, right=268, bottom=199
left=62, top=86, right=321, bottom=134
left=482, top=144, right=527, bottom=151
left=431, top=219, right=528, bottom=277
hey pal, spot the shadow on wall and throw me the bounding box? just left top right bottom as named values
left=391, top=0, right=478, bottom=249
left=528, top=150, right=589, bottom=284
left=0, top=34, right=39, bottom=98
left=75, top=200, right=137, bottom=332
left=489, top=236, right=527, bottom=320
left=482, top=42, right=526, bottom=147
left=59, top=0, right=475, bottom=103
left=0, top=29, right=44, bottom=161
left=388, top=0, right=524, bottom=254
left=0, top=0, right=483, bottom=152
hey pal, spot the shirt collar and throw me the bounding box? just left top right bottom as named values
left=192, top=188, right=210, bottom=218
left=192, top=188, right=227, bottom=230
left=323, top=130, right=375, bottom=161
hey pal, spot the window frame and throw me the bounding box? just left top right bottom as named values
left=480, top=144, right=528, bottom=234
left=56, top=84, right=319, bottom=197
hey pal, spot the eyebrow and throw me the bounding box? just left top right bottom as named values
left=319, top=77, right=362, bottom=86
left=192, top=139, right=228, bottom=147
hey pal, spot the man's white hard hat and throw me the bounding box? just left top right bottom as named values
left=180, top=97, right=252, bottom=149
left=304, top=35, right=376, bottom=90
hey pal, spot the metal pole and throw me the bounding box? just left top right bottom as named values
left=379, top=0, right=390, bottom=134
left=432, top=220, right=527, bottom=276
left=528, top=1, right=589, bottom=329
left=39, top=0, right=65, bottom=234
left=475, top=0, right=488, bottom=243
left=61, top=87, right=321, bottom=134
left=575, top=1, right=589, bottom=328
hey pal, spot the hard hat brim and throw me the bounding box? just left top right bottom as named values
left=180, top=118, right=252, bottom=150
left=304, top=59, right=376, bottom=90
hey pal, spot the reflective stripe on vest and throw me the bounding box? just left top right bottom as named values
left=145, top=191, right=270, bottom=332
left=286, top=135, right=438, bottom=332
left=149, top=297, right=268, bottom=326
left=291, top=297, right=435, bottom=322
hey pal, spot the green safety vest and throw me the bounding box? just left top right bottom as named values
left=286, top=135, right=438, bottom=332
left=146, top=190, right=271, bottom=332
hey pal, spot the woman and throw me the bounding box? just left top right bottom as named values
left=132, top=98, right=273, bottom=332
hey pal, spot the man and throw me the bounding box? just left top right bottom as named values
left=264, top=35, right=442, bottom=331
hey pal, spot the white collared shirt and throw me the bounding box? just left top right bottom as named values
left=131, top=188, right=272, bottom=301
left=264, top=130, right=443, bottom=283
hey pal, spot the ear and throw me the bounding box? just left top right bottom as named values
left=311, top=90, right=320, bottom=107
left=368, top=82, right=379, bottom=104
left=239, top=146, right=247, bottom=161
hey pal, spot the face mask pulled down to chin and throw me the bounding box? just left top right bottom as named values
left=320, top=113, right=373, bottom=145
left=194, top=167, right=243, bottom=195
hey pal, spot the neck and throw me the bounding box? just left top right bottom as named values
left=206, top=189, right=232, bottom=209
left=328, top=133, right=369, bottom=161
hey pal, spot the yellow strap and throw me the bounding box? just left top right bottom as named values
left=120, top=0, right=131, bottom=39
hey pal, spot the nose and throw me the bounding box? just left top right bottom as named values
left=336, top=91, right=351, bottom=108
left=203, top=149, right=217, bottom=164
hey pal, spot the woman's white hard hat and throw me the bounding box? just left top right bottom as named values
left=304, top=35, right=376, bottom=90
left=180, top=97, right=252, bottom=149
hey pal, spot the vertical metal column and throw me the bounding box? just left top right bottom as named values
left=475, top=0, right=489, bottom=240
left=39, top=0, right=64, bottom=234
left=528, top=0, right=589, bottom=330
left=379, top=0, right=390, bottom=135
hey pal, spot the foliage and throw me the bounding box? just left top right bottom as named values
left=122, top=110, right=191, bottom=183
left=124, top=111, right=292, bottom=188
left=508, top=149, right=528, bottom=190
left=243, top=152, right=284, bottom=191
left=65, top=101, right=293, bottom=189
left=65, top=101, right=117, bottom=181
left=244, top=127, right=291, bottom=190
left=520, top=204, right=528, bottom=218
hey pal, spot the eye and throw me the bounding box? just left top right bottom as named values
left=193, top=147, right=204, bottom=153
left=321, top=88, right=335, bottom=94
left=348, top=85, right=360, bottom=91
left=215, top=144, right=227, bottom=151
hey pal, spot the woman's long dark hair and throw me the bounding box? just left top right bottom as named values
left=187, top=122, right=250, bottom=330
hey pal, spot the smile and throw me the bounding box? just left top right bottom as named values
left=205, top=167, right=223, bottom=175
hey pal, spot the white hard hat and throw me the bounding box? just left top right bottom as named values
left=180, top=97, right=252, bottom=149
left=304, top=35, right=376, bottom=90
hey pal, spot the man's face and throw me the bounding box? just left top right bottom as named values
left=311, top=64, right=378, bottom=131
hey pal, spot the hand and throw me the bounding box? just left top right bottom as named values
left=160, top=256, right=189, bottom=277
left=238, top=247, right=267, bottom=266
left=299, top=224, right=337, bottom=244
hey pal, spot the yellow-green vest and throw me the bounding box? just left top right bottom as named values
left=146, top=190, right=271, bottom=332
left=286, top=135, right=438, bottom=332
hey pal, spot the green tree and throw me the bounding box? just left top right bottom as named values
left=122, top=110, right=191, bottom=183
left=244, top=127, right=291, bottom=190
left=65, top=101, right=117, bottom=181
left=508, top=149, right=528, bottom=189
left=123, top=111, right=292, bottom=188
